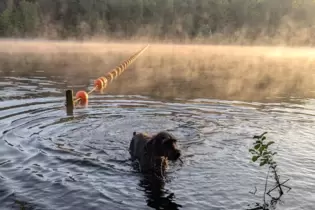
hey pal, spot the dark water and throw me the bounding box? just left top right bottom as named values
left=0, top=70, right=315, bottom=210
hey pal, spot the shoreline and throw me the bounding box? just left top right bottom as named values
left=1, top=38, right=315, bottom=59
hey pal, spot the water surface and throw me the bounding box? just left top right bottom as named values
left=0, top=69, right=314, bottom=210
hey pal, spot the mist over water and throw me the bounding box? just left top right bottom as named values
left=0, top=40, right=315, bottom=210
left=1, top=40, right=315, bottom=102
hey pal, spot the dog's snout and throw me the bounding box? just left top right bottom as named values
left=175, top=150, right=181, bottom=160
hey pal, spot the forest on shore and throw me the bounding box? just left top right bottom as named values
left=1, top=0, right=315, bottom=45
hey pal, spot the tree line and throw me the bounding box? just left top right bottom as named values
left=1, top=0, right=315, bottom=44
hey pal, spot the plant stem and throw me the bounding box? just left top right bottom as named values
left=263, top=166, right=271, bottom=209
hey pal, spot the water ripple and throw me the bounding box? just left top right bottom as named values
left=0, top=72, right=315, bottom=210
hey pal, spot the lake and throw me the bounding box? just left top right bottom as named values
left=0, top=43, right=315, bottom=210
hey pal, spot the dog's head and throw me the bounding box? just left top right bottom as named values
left=147, top=131, right=181, bottom=161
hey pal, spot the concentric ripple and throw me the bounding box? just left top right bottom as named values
left=0, top=73, right=315, bottom=210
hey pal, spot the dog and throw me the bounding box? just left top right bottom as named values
left=129, top=131, right=181, bottom=179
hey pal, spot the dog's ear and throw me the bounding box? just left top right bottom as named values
left=162, top=138, right=176, bottom=147
left=147, top=133, right=166, bottom=156
left=161, top=132, right=177, bottom=145
left=133, top=131, right=136, bottom=136
left=163, top=134, right=177, bottom=142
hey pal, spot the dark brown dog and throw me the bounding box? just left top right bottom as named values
left=129, top=131, right=181, bottom=179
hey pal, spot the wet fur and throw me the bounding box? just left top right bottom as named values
left=129, top=131, right=181, bottom=179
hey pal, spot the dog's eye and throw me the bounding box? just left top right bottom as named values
left=168, top=138, right=177, bottom=143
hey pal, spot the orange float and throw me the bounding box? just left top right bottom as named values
left=67, top=45, right=149, bottom=110
left=94, top=77, right=106, bottom=91
left=100, top=77, right=108, bottom=88
left=75, top=91, right=88, bottom=106
left=99, top=77, right=108, bottom=93
left=113, top=69, right=119, bottom=78
left=107, top=72, right=114, bottom=82
left=117, top=67, right=123, bottom=75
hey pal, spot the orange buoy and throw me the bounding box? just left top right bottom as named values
left=98, top=77, right=108, bottom=93
left=100, top=77, right=108, bottom=88
left=75, top=91, right=88, bottom=106
left=113, top=69, right=119, bottom=78
left=107, top=72, right=114, bottom=82
left=94, top=78, right=105, bottom=91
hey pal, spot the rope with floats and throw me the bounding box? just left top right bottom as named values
left=65, top=44, right=150, bottom=114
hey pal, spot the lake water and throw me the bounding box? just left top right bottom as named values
left=0, top=68, right=314, bottom=210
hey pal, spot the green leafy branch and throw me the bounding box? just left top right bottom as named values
left=249, top=132, right=276, bottom=167
left=247, top=132, right=291, bottom=210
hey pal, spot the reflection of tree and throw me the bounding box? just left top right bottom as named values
left=138, top=175, right=182, bottom=210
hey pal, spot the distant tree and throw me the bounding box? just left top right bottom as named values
left=0, top=0, right=315, bottom=44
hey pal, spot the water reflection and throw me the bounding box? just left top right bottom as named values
left=139, top=175, right=182, bottom=210
left=130, top=160, right=182, bottom=210
left=1, top=58, right=313, bottom=104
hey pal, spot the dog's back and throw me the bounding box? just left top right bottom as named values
left=129, top=132, right=150, bottom=161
